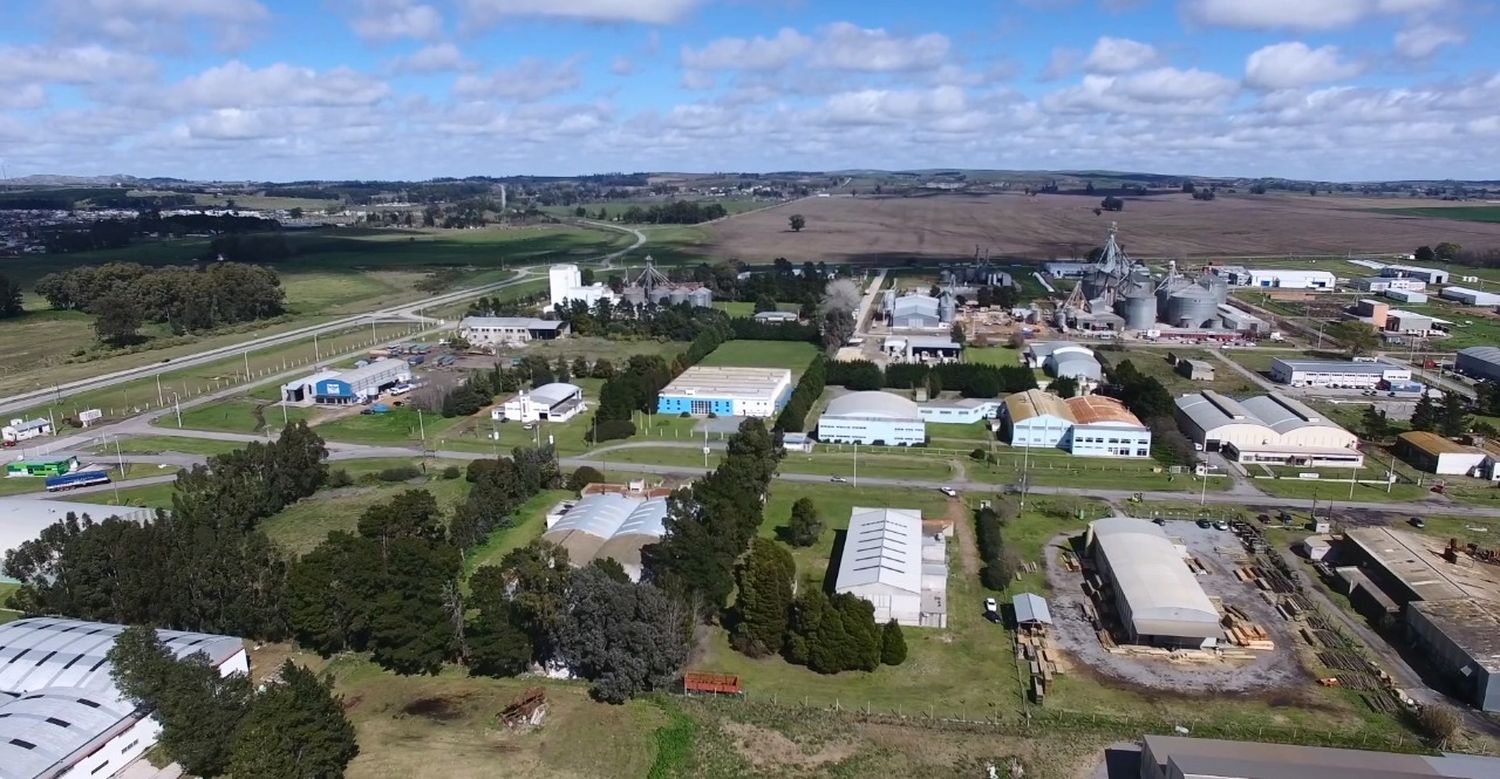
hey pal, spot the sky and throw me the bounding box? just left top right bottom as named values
left=0, top=0, right=1496, bottom=182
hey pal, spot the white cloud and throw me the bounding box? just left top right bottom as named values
left=1045, top=67, right=1239, bottom=115
left=350, top=1, right=443, bottom=42
left=175, top=61, right=390, bottom=108
left=461, top=0, right=698, bottom=25
left=0, top=44, right=158, bottom=85
left=393, top=43, right=473, bottom=74
left=811, top=22, right=951, bottom=72
left=45, top=0, right=270, bottom=50
left=610, top=56, right=636, bottom=76
left=1082, top=37, right=1161, bottom=74
left=0, top=85, right=48, bottom=110
left=1245, top=42, right=1362, bottom=90
left=1117, top=67, right=1239, bottom=101
left=1184, top=0, right=1369, bottom=30
left=453, top=57, right=582, bottom=102
left=820, top=85, right=970, bottom=125
left=1394, top=24, right=1465, bottom=59
left=1041, top=48, right=1081, bottom=81
left=681, top=28, right=812, bottom=71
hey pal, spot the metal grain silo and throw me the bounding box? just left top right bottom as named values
left=1166, top=286, right=1219, bottom=328
left=689, top=287, right=713, bottom=308
left=668, top=288, right=689, bottom=306
left=1204, top=273, right=1230, bottom=304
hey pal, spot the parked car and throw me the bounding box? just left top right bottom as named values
left=984, top=597, right=998, bottom=614
left=939, top=487, right=958, bottom=498
left=1152, top=517, right=1167, bottom=526
left=1196, top=518, right=1212, bottom=529
left=1213, top=520, right=1230, bottom=531
left=1409, top=516, right=1426, bottom=529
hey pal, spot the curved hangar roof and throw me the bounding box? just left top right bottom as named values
left=0, top=617, right=244, bottom=779
left=823, top=391, right=921, bottom=421
left=1088, top=517, right=1221, bottom=640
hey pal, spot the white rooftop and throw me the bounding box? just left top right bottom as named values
left=834, top=507, right=923, bottom=596
left=659, top=366, right=791, bottom=400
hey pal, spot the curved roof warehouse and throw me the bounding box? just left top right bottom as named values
left=541, top=492, right=669, bottom=581
left=815, top=391, right=927, bottom=446
left=0, top=617, right=247, bottom=779
left=1086, top=517, right=1222, bottom=648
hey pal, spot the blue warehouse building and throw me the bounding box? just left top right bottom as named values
left=281, top=358, right=412, bottom=405
left=817, top=392, right=927, bottom=446
left=656, top=366, right=794, bottom=418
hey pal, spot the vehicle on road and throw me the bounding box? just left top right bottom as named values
left=984, top=597, right=998, bottom=615
left=1409, top=517, right=1426, bottom=529
left=939, top=487, right=957, bottom=497
left=830, top=475, right=848, bottom=483
left=1152, top=517, right=1167, bottom=526
left=45, top=470, right=111, bottom=492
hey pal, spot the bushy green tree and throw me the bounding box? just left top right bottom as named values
left=1411, top=392, right=1437, bottom=432
left=731, top=538, right=796, bottom=657
left=0, top=273, right=22, bottom=319
left=229, top=662, right=359, bottom=779
left=554, top=567, right=689, bottom=703
left=881, top=619, right=908, bottom=665
left=786, top=497, right=823, bottom=547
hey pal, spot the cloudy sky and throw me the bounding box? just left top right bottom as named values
left=1, top=0, right=1496, bottom=181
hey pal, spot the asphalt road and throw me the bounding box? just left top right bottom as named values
left=0, top=222, right=646, bottom=417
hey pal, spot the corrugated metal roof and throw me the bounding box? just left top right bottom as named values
left=0, top=618, right=244, bottom=779
left=460, top=316, right=564, bottom=330
left=1003, top=390, right=1074, bottom=424
left=527, top=382, right=582, bottom=408
left=1238, top=394, right=1330, bottom=435
left=1065, top=395, right=1144, bottom=427
left=1142, top=734, right=1500, bottom=778
left=1458, top=346, right=1500, bottom=364
left=1397, top=431, right=1480, bottom=457
left=660, top=366, right=791, bottom=400
left=823, top=391, right=921, bottom=421
left=834, top=507, right=922, bottom=595
left=1089, top=518, right=1220, bottom=640
left=1012, top=593, right=1052, bottom=625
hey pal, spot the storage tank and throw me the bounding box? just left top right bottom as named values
left=668, top=288, right=689, bottom=306
left=1116, top=292, right=1158, bottom=330
left=939, top=293, right=956, bottom=323
left=1166, top=286, right=1220, bottom=328
left=1204, top=273, right=1230, bottom=304
left=689, top=287, right=713, bottom=308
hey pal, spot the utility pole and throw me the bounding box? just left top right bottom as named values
left=244, top=350, right=251, bottom=380
left=417, top=408, right=427, bottom=450
left=1387, top=452, right=1396, bottom=494
left=1020, top=439, right=1031, bottom=509
left=111, top=435, right=123, bottom=503
left=173, top=393, right=182, bottom=428
left=852, top=442, right=858, bottom=488
left=156, top=374, right=164, bottom=406
left=1199, top=464, right=1210, bottom=506
left=313, top=332, right=321, bottom=362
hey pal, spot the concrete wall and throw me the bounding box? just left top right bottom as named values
left=816, top=416, right=926, bottom=446
left=1068, top=425, right=1152, bottom=457
left=1008, top=415, right=1072, bottom=449
left=1405, top=606, right=1500, bottom=713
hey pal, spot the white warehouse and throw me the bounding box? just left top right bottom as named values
left=656, top=366, right=793, bottom=418
left=0, top=618, right=247, bottom=779
left=1087, top=517, right=1222, bottom=648
left=834, top=507, right=947, bottom=628
left=494, top=382, right=585, bottom=424
left=1218, top=268, right=1336, bottom=290
left=1440, top=286, right=1500, bottom=306
left=1175, top=391, right=1364, bottom=467
left=816, top=392, right=926, bottom=446
left=1270, top=358, right=1411, bottom=389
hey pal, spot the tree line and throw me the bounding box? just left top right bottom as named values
left=1101, top=358, right=1198, bottom=466
left=775, top=355, right=827, bottom=432
left=1410, top=390, right=1472, bottom=437
left=34, top=261, right=286, bottom=342
left=619, top=200, right=728, bottom=224
left=975, top=503, right=1022, bottom=590
left=0, top=273, right=21, bottom=319
left=826, top=359, right=1039, bottom=398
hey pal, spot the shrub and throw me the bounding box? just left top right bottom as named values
left=440, top=465, right=462, bottom=480
left=970, top=448, right=986, bottom=461
left=567, top=466, right=605, bottom=491
left=880, top=619, right=907, bottom=665
left=326, top=469, right=353, bottom=488
left=375, top=465, right=423, bottom=482
left=587, top=419, right=637, bottom=444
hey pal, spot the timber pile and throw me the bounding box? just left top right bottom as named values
left=1221, top=605, right=1275, bottom=650
left=1184, top=556, right=1209, bottom=575
left=1061, top=550, right=1080, bottom=572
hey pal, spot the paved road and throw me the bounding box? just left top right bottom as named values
left=0, top=221, right=647, bottom=416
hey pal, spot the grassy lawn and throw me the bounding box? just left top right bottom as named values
left=311, top=406, right=469, bottom=447
left=262, top=465, right=471, bottom=555
left=593, top=446, right=956, bottom=481
left=67, top=481, right=178, bottom=510
left=163, top=396, right=328, bottom=434
left=323, top=658, right=667, bottom=779
left=493, top=336, right=683, bottom=366
left=965, top=346, right=1023, bottom=367
left=926, top=422, right=997, bottom=444
left=463, top=489, right=572, bottom=575
left=697, top=340, right=819, bottom=372
left=0, top=582, right=19, bottom=624
left=94, top=434, right=248, bottom=457
left=1250, top=475, right=1431, bottom=502
left=1103, top=348, right=1261, bottom=396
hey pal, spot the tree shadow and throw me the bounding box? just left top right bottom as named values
left=820, top=528, right=848, bottom=595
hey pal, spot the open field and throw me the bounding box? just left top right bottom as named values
left=93, top=435, right=247, bottom=456
left=965, top=346, right=1023, bottom=366
left=0, top=583, right=19, bottom=624
left=705, top=192, right=1500, bottom=261
left=696, top=340, right=819, bottom=371
left=1369, top=206, right=1500, bottom=223
left=1101, top=348, right=1261, bottom=396
left=262, top=466, right=471, bottom=555
left=463, top=489, right=573, bottom=575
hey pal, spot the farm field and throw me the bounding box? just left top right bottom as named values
left=706, top=192, right=1500, bottom=261
left=1370, top=205, right=1500, bottom=223
left=696, top=340, right=819, bottom=372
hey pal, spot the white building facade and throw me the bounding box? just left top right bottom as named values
left=1269, top=358, right=1411, bottom=389
left=494, top=382, right=585, bottom=424
left=548, top=263, right=614, bottom=310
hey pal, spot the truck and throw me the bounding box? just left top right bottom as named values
left=45, top=470, right=111, bottom=492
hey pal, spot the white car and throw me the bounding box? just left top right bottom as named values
left=939, top=487, right=958, bottom=497
left=984, top=597, right=998, bottom=614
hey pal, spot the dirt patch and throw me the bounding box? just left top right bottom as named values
left=400, top=695, right=468, bottom=721
left=721, top=722, right=858, bottom=771
left=706, top=192, right=1500, bottom=261
left=948, top=497, right=981, bottom=578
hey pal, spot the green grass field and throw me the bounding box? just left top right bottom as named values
left=94, top=435, right=248, bottom=457
left=164, top=396, right=327, bottom=434
left=965, top=346, right=1023, bottom=366
left=697, top=340, right=819, bottom=372
left=1372, top=206, right=1500, bottom=223
left=66, top=480, right=178, bottom=510
left=463, top=489, right=572, bottom=575
left=262, top=462, right=472, bottom=555
left=0, top=582, right=20, bottom=624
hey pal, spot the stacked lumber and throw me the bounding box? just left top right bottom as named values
left=1221, top=605, right=1276, bottom=650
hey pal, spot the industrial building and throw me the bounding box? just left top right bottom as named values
left=1342, top=527, right=1500, bottom=711
left=882, top=335, right=962, bottom=363
left=834, top=507, right=947, bottom=628
left=4, top=457, right=78, bottom=478
left=1212, top=267, right=1336, bottom=289
left=1002, top=390, right=1077, bottom=449
left=1352, top=298, right=1389, bottom=328
left=548, top=263, right=614, bottom=309
left=1043, top=260, right=1093, bottom=279
left=1086, top=517, right=1221, bottom=648
left=1137, top=734, right=1500, bottom=779
left=1385, top=309, right=1438, bottom=334
left=1025, top=342, right=1103, bottom=382
left=618, top=260, right=714, bottom=309
left=1174, top=358, right=1215, bottom=381
left=2, top=418, right=52, bottom=446
left=917, top=398, right=1002, bottom=425
left=1440, top=285, right=1500, bottom=306
left=1455, top=346, right=1500, bottom=383
left=1174, top=391, right=1364, bottom=467
left=752, top=310, right=798, bottom=324
left=1, top=497, right=154, bottom=575
left=0, top=617, right=247, bottom=779
left=494, top=382, right=585, bottom=424
left=1394, top=431, right=1496, bottom=479
left=280, top=358, right=411, bottom=404
left=1384, top=289, right=1428, bottom=304
left=883, top=291, right=954, bottom=329
left=1351, top=275, right=1427, bottom=293
left=815, top=392, right=926, bottom=446
left=1380, top=264, right=1449, bottom=284
left=1269, top=358, right=1411, bottom=389
left=458, top=316, right=569, bottom=346
left=656, top=366, right=793, bottom=418
left=1065, top=395, right=1152, bottom=457
left=541, top=489, right=670, bottom=581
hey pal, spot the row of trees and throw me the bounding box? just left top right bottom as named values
left=109, top=628, right=357, bottom=778
left=34, top=261, right=286, bottom=340
left=619, top=200, right=728, bottom=224
left=592, top=354, right=678, bottom=442
left=826, top=359, right=1039, bottom=399
left=774, top=355, right=827, bottom=432
left=1410, top=391, right=1472, bottom=437
left=729, top=536, right=907, bottom=673
left=976, top=503, right=1022, bottom=590
left=1102, top=359, right=1198, bottom=467
left=3, top=422, right=329, bottom=637
left=0, top=272, right=21, bottom=319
